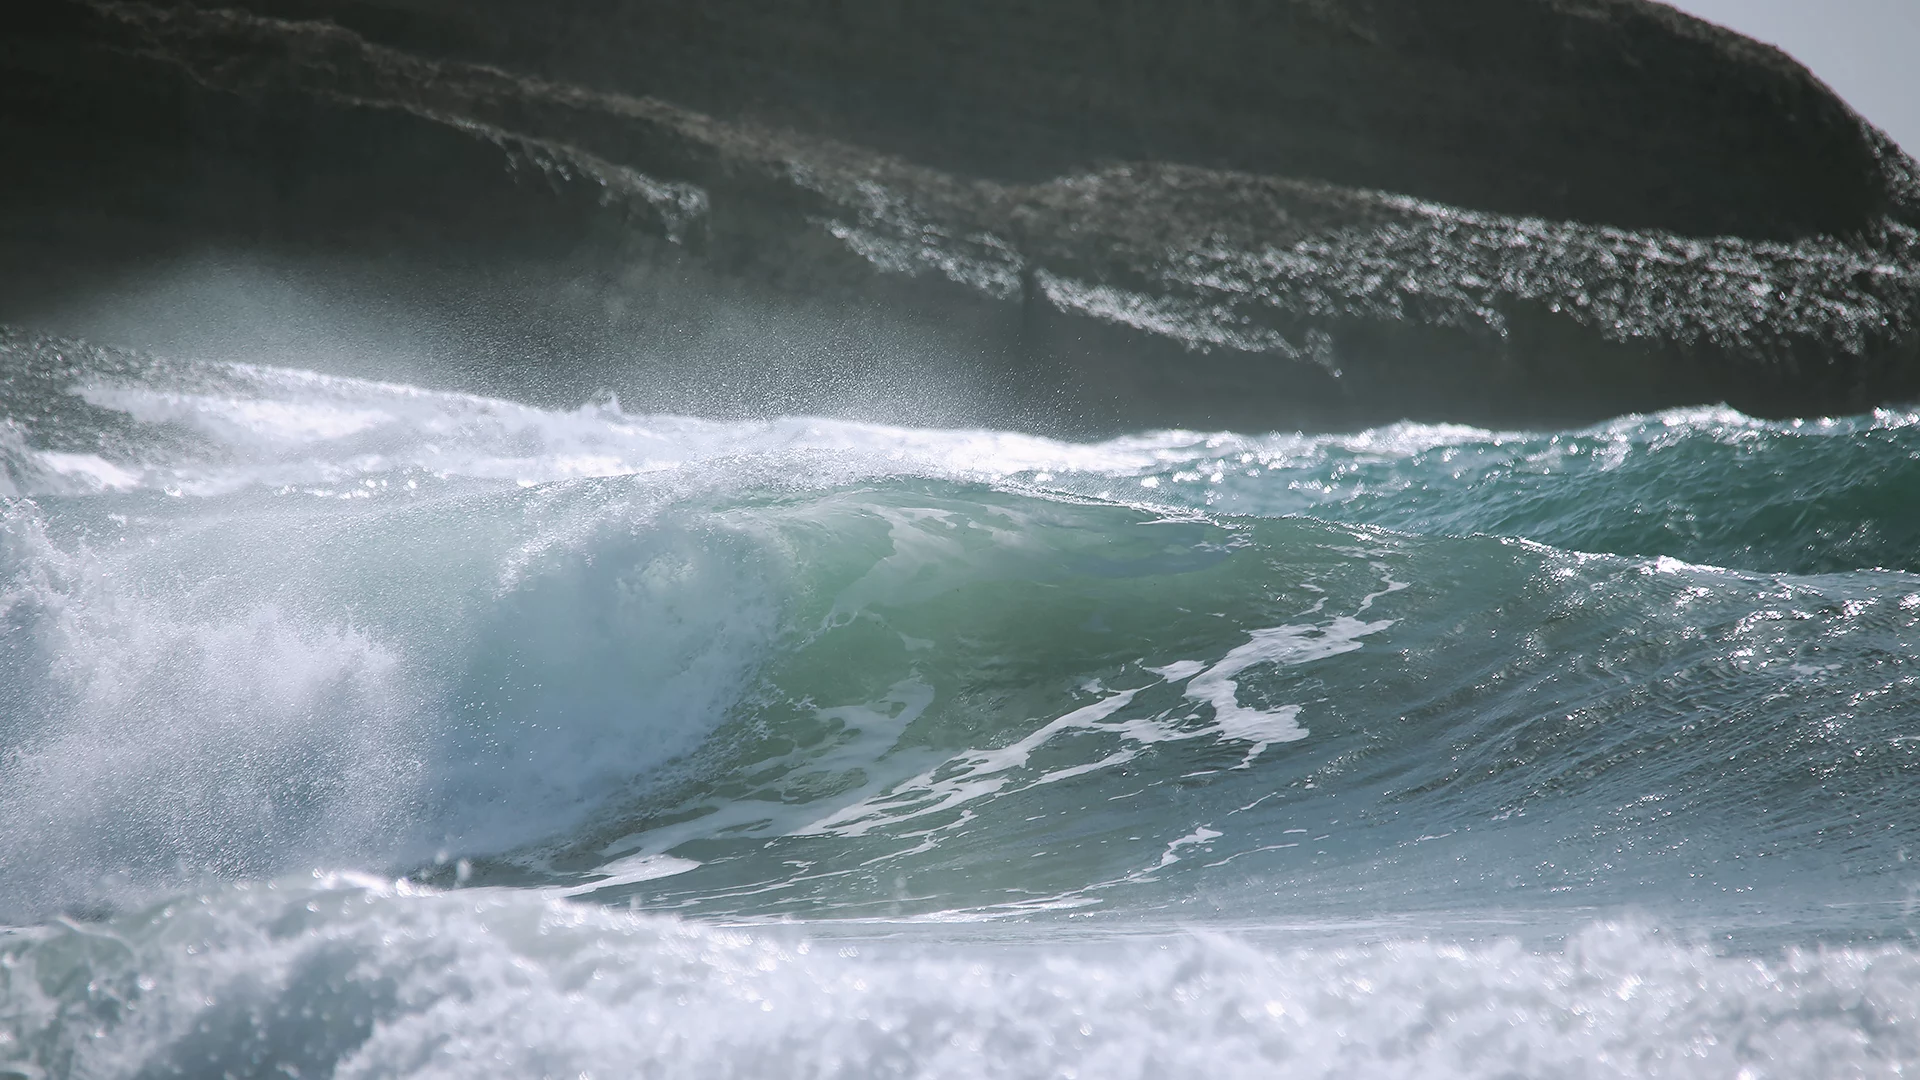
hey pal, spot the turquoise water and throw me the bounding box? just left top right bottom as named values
left=3, top=327, right=1919, bottom=1077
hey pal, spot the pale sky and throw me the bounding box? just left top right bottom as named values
left=1662, top=0, right=1920, bottom=156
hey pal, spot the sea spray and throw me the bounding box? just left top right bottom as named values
left=2, top=328, right=1919, bottom=1075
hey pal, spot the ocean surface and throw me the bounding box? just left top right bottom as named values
left=3, top=323, right=1919, bottom=1077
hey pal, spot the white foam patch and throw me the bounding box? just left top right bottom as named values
left=79, top=361, right=1208, bottom=496
left=799, top=685, right=1147, bottom=839
left=1153, top=825, right=1224, bottom=870
left=554, top=853, right=701, bottom=898
left=1146, top=659, right=1206, bottom=681
left=36, top=452, right=143, bottom=492
left=6, top=877, right=1919, bottom=1080
left=1173, top=616, right=1396, bottom=762
left=801, top=612, right=1393, bottom=841
left=599, top=675, right=945, bottom=863
left=23, top=354, right=1911, bottom=506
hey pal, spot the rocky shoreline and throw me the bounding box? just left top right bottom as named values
left=4, top=0, right=1918, bottom=432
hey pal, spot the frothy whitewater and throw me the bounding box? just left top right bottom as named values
left=3, top=327, right=1919, bottom=1077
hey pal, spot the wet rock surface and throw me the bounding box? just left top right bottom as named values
left=4, top=0, right=1919, bottom=432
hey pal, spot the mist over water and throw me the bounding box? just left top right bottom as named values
left=8, top=0, right=1920, bottom=1070
left=1, top=325, right=1918, bottom=1076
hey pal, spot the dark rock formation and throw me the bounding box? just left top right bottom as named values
left=3, top=0, right=1918, bottom=433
